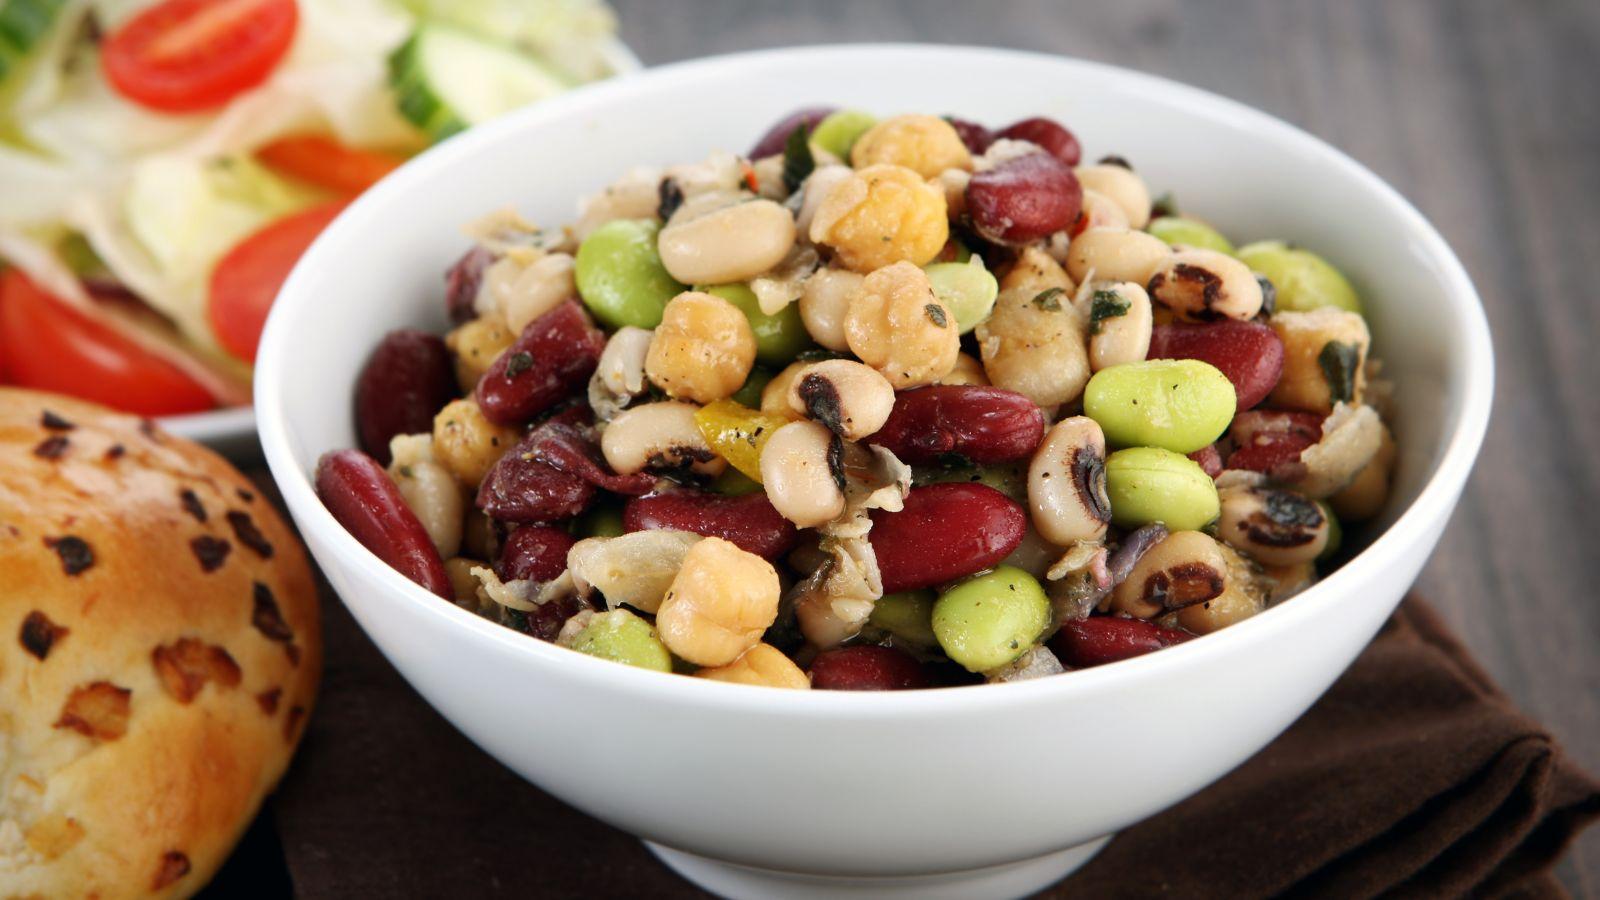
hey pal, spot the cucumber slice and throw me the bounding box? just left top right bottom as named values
left=388, top=25, right=570, bottom=141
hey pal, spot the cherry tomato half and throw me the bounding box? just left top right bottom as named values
left=209, top=201, right=347, bottom=363
left=257, top=134, right=405, bottom=194
left=0, top=270, right=215, bottom=416
left=102, top=0, right=298, bottom=113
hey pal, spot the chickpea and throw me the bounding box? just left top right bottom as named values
left=844, top=261, right=959, bottom=388
left=809, top=164, right=949, bottom=273
left=1110, top=530, right=1228, bottom=619
left=499, top=252, right=577, bottom=333
left=1065, top=227, right=1170, bottom=286
left=656, top=536, right=781, bottom=667
left=1174, top=544, right=1266, bottom=634
left=445, top=315, right=516, bottom=392
left=1330, top=421, right=1395, bottom=522
left=939, top=352, right=991, bottom=386
left=1075, top=162, right=1152, bottom=229
left=645, top=291, right=757, bottom=403
left=798, top=267, right=863, bottom=351
left=443, top=557, right=484, bottom=609
left=658, top=198, right=797, bottom=285
left=759, top=420, right=846, bottom=528
left=432, top=398, right=518, bottom=488
left=1216, top=485, right=1330, bottom=566
left=1085, top=280, right=1154, bottom=371
left=696, top=643, right=810, bottom=689
left=1147, top=248, right=1264, bottom=322
left=850, top=114, right=973, bottom=178
left=786, top=359, right=896, bottom=440
left=760, top=360, right=810, bottom=421
left=975, top=247, right=1091, bottom=407
left=601, top=401, right=726, bottom=477
left=1028, top=417, right=1112, bottom=546
left=1268, top=307, right=1371, bottom=414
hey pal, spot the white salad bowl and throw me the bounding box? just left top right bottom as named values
left=256, top=45, right=1492, bottom=899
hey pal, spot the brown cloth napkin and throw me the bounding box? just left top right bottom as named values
left=269, top=591, right=1599, bottom=899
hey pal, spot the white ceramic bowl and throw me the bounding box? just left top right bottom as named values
left=256, top=45, right=1492, bottom=899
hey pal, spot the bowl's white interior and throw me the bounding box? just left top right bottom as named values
left=260, top=44, right=1489, bottom=687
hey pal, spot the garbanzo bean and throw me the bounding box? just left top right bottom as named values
left=938, top=352, right=991, bottom=386
left=1174, top=543, right=1266, bottom=634
left=432, top=398, right=518, bottom=488
left=760, top=360, right=810, bottom=421
left=810, top=164, right=949, bottom=272
left=1268, top=307, right=1371, bottom=414
left=656, top=536, right=781, bottom=666
left=975, top=247, right=1090, bottom=406
left=445, top=315, right=515, bottom=392
left=443, top=556, right=484, bottom=609
left=696, top=643, right=811, bottom=688
left=645, top=291, right=758, bottom=403
left=850, top=114, right=973, bottom=178
left=1330, top=421, right=1395, bottom=521
left=798, top=267, right=863, bottom=351
left=1075, top=162, right=1152, bottom=229
left=844, top=261, right=959, bottom=388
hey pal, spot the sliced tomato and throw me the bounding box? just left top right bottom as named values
left=102, top=0, right=298, bottom=113
left=209, top=201, right=347, bottom=363
left=0, top=270, right=215, bottom=416
left=257, top=135, right=405, bottom=194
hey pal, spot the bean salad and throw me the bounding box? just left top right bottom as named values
left=317, top=108, right=1397, bottom=689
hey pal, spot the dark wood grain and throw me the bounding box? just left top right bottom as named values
left=605, top=0, right=1600, bottom=890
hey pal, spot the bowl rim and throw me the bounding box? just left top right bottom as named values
left=256, top=42, right=1494, bottom=716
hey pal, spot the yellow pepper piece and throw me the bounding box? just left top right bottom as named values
left=694, top=399, right=787, bottom=483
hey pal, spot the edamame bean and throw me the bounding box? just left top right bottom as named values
left=932, top=565, right=1049, bottom=673
left=733, top=367, right=774, bottom=408
left=574, top=219, right=685, bottom=329
left=1147, top=216, right=1233, bottom=253
left=703, top=283, right=813, bottom=366
left=869, top=590, right=939, bottom=650
left=1318, top=501, right=1342, bottom=561
left=1084, top=359, right=1236, bottom=453
left=914, top=464, right=1028, bottom=504
left=577, top=501, right=626, bottom=538
left=711, top=467, right=764, bottom=497
left=562, top=609, right=673, bottom=672
left=925, top=258, right=999, bottom=333
left=1104, top=447, right=1220, bottom=531
left=1235, top=240, right=1362, bottom=313
left=811, top=109, right=877, bottom=159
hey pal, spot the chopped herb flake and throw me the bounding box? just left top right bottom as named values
left=1318, top=341, right=1361, bottom=404
left=1032, top=287, right=1066, bottom=311
left=782, top=124, right=815, bottom=194
left=924, top=303, right=948, bottom=328
left=1088, top=289, right=1131, bottom=335
left=504, top=351, right=535, bottom=378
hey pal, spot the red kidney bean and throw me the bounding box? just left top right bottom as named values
left=497, top=525, right=576, bottom=583
left=1188, top=443, right=1223, bottom=478
left=870, top=483, right=1026, bottom=593
left=509, top=592, right=586, bottom=643
left=475, top=301, right=607, bottom=426
left=1148, top=319, right=1285, bottom=411
left=869, top=385, right=1045, bottom=465
left=477, top=437, right=594, bottom=525
left=316, top=449, right=451, bottom=598
left=533, top=421, right=655, bottom=495
left=1226, top=409, right=1323, bottom=474
left=355, top=329, right=456, bottom=466
left=809, top=644, right=929, bottom=690
left=945, top=116, right=994, bottom=155
left=995, top=116, right=1082, bottom=166
left=749, top=106, right=836, bottom=158
left=1049, top=616, right=1194, bottom=668
left=965, top=152, right=1082, bottom=245
left=445, top=246, right=494, bottom=325
left=623, top=491, right=799, bottom=560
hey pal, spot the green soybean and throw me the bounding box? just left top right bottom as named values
left=1104, top=447, right=1220, bottom=531
left=913, top=463, right=1027, bottom=504
left=732, top=367, right=774, bottom=408
left=574, top=219, right=684, bottom=329
left=576, top=501, right=626, bottom=539
left=869, top=590, right=939, bottom=650
left=564, top=609, right=673, bottom=672
left=1235, top=240, right=1362, bottom=314
left=710, top=467, right=763, bottom=497
left=932, top=566, right=1050, bottom=673
left=924, top=258, right=998, bottom=333
left=811, top=109, right=877, bottom=159
left=703, top=282, right=813, bottom=366
left=1148, top=216, right=1234, bottom=253
left=1084, top=359, right=1236, bottom=454
left=1317, top=501, right=1342, bottom=562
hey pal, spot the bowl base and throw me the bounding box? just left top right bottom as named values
left=643, top=835, right=1111, bottom=899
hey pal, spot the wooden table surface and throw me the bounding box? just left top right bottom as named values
left=608, top=0, right=1600, bottom=891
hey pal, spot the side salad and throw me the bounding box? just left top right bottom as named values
left=0, top=0, right=629, bottom=416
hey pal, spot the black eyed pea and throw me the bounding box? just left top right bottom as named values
left=938, top=352, right=991, bottom=386
left=932, top=565, right=1051, bottom=673
left=1085, top=281, right=1153, bottom=371
left=1330, top=421, right=1395, bottom=522
left=1075, top=162, right=1152, bottom=229
left=1103, top=447, right=1220, bottom=532
left=1110, top=530, right=1228, bottom=619
left=445, top=315, right=516, bottom=393
left=787, top=359, right=896, bottom=440
left=1065, top=227, right=1171, bottom=287
left=560, top=608, right=674, bottom=672
left=850, top=113, right=974, bottom=179
left=601, top=400, right=727, bottom=477
left=1267, top=307, right=1371, bottom=414
left=1146, top=248, right=1264, bottom=322
left=798, top=267, right=863, bottom=351
left=696, top=643, right=811, bottom=688
left=655, top=536, right=781, bottom=666
left=657, top=197, right=797, bottom=286
left=759, top=419, right=846, bottom=528
left=589, top=325, right=653, bottom=419
left=809, top=164, right=949, bottom=273
left=432, top=398, right=519, bottom=488
left=1174, top=543, right=1266, bottom=634
left=1216, top=485, right=1331, bottom=566
left=844, top=260, right=960, bottom=389
left=644, top=291, right=758, bottom=403
left=975, top=247, right=1090, bottom=407
left=1077, top=189, right=1131, bottom=232
left=1028, top=416, right=1112, bottom=546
